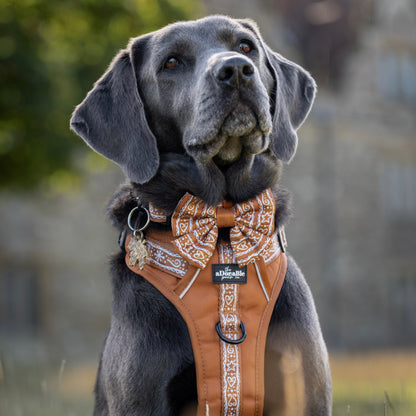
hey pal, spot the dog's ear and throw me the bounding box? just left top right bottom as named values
left=70, top=37, right=159, bottom=184
left=238, top=19, right=316, bottom=162
left=265, top=48, right=316, bottom=162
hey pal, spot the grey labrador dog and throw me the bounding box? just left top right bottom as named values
left=71, top=15, right=332, bottom=416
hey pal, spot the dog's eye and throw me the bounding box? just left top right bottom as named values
left=164, top=57, right=179, bottom=69
left=239, top=41, right=252, bottom=54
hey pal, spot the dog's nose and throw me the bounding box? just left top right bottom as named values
left=215, top=56, right=255, bottom=88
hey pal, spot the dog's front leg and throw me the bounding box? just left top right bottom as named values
left=264, top=256, right=332, bottom=416
left=93, top=263, right=196, bottom=415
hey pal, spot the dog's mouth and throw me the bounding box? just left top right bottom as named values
left=214, top=103, right=261, bottom=166
left=214, top=102, right=270, bottom=165
left=186, top=102, right=271, bottom=166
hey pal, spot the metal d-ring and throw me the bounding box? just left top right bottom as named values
left=127, top=205, right=150, bottom=233
left=216, top=321, right=247, bottom=345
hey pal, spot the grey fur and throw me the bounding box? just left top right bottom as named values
left=70, top=47, right=159, bottom=184
left=70, top=15, right=331, bottom=416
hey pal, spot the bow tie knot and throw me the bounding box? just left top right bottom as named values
left=171, top=189, right=276, bottom=269
left=216, top=203, right=236, bottom=228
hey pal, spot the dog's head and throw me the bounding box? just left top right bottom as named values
left=71, top=16, right=315, bottom=203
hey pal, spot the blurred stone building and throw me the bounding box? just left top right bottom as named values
left=1, top=0, right=415, bottom=361
left=203, top=0, right=416, bottom=349
left=0, top=168, right=122, bottom=362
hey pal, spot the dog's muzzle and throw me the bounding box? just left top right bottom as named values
left=185, top=53, right=272, bottom=165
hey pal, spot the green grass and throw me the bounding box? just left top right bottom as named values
left=331, top=351, right=416, bottom=416
left=0, top=359, right=95, bottom=416
left=1, top=350, right=415, bottom=415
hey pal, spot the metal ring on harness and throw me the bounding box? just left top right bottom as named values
left=127, top=205, right=150, bottom=232
left=216, top=321, right=247, bottom=344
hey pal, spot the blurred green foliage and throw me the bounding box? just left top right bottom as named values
left=0, top=0, right=202, bottom=190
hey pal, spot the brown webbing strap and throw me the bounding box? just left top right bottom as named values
left=125, top=231, right=286, bottom=416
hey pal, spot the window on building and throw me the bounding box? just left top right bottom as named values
left=377, top=50, right=416, bottom=104
left=0, top=268, right=39, bottom=335
left=379, top=161, right=416, bottom=219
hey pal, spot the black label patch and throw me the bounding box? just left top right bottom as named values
left=212, top=264, right=247, bottom=284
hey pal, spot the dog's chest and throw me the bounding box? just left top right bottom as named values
left=125, top=229, right=287, bottom=416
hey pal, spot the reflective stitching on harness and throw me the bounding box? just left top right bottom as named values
left=179, top=269, right=201, bottom=299
left=254, top=261, right=270, bottom=302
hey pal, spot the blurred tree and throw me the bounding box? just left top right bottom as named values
left=0, top=0, right=201, bottom=190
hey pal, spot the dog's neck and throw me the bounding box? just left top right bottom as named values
left=123, top=151, right=283, bottom=210
left=107, top=181, right=292, bottom=234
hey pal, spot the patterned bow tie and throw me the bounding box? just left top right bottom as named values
left=171, top=189, right=276, bottom=269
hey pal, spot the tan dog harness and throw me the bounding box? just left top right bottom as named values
left=125, top=190, right=287, bottom=416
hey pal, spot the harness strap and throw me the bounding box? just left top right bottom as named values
left=125, top=230, right=286, bottom=416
